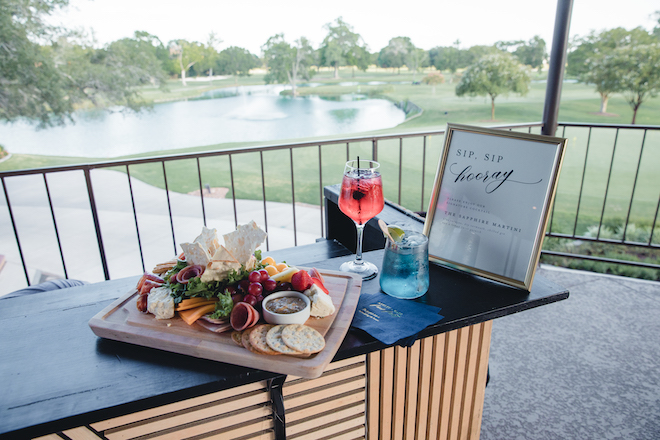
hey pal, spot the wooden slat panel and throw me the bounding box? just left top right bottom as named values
left=316, top=425, right=365, bottom=440
left=415, top=337, right=434, bottom=440
left=91, top=380, right=267, bottom=431
left=104, top=392, right=270, bottom=439
left=61, top=426, right=102, bottom=440
left=392, top=345, right=408, bottom=439
left=287, top=402, right=364, bottom=436
left=366, top=350, right=380, bottom=440
left=448, top=327, right=470, bottom=440
left=287, top=389, right=365, bottom=424
left=284, top=363, right=365, bottom=396
left=201, top=423, right=275, bottom=440
left=425, top=333, right=449, bottom=440
left=144, top=405, right=272, bottom=440
left=468, top=321, right=492, bottom=440
left=290, top=415, right=365, bottom=440
left=32, top=435, right=63, bottom=440
left=459, top=324, right=482, bottom=440
left=404, top=341, right=421, bottom=440
left=379, top=346, right=395, bottom=440
left=285, top=376, right=365, bottom=410
left=438, top=330, right=458, bottom=440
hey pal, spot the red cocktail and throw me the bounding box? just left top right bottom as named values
left=338, top=160, right=384, bottom=280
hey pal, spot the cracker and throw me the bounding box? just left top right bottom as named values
left=266, top=325, right=302, bottom=355
left=231, top=331, right=243, bottom=346
left=240, top=327, right=261, bottom=354
left=249, top=325, right=281, bottom=356
left=281, top=324, right=325, bottom=354
left=241, top=327, right=255, bottom=349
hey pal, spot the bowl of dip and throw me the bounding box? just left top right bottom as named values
left=262, top=291, right=311, bottom=325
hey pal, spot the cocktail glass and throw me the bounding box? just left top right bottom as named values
left=338, top=160, right=384, bottom=280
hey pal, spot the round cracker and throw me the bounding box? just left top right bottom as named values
left=281, top=324, right=325, bottom=354
left=231, top=330, right=243, bottom=346
left=249, top=324, right=280, bottom=356
left=241, top=327, right=255, bottom=349
left=266, top=325, right=302, bottom=355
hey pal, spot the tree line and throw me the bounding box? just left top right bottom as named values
left=2, top=0, right=659, bottom=128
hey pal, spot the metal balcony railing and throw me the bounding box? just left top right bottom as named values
left=1, top=122, right=658, bottom=293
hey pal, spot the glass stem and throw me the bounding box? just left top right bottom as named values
left=354, top=223, right=365, bottom=265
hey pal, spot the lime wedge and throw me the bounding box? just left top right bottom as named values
left=387, top=225, right=406, bottom=243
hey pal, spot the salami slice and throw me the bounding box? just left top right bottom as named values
left=175, top=264, right=205, bottom=284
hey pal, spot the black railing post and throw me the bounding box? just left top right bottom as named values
left=542, top=0, right=574, bottom=136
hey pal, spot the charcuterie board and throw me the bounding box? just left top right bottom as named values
left=89, top=269, right=362, bottom=379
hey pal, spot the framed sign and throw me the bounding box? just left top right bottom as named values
left=423, top=124, right=567, bottom=290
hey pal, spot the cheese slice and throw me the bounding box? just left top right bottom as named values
left=304, top=284, right=336, bottom=318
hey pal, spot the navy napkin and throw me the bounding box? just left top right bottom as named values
left=350, top=292, right=444, bottom=346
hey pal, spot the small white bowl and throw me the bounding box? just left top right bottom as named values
left=262, top=291, right=311, bottom=325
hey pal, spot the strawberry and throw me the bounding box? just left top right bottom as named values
left=311, top=277, right=329, bottom=295
left=291, top=269, right=313, bottom=291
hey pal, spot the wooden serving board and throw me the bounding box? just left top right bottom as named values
left=89, top=269, right=362, bottom=379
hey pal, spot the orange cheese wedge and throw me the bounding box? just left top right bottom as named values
left=178, top=304, right=217, bottom=325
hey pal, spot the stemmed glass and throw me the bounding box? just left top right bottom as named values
left=338, top=159, right=384, bottom=280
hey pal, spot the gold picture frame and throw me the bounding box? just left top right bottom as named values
left=423, top=124, right=567, bottom=290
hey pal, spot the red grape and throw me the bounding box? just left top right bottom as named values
left=248, top=282, right=263, bottom=296
left=225, top=285, right=237, bottom=295
left=243, top=294, right=257, bottom=307
left=262, top=278, right=277, bottom=292
left=276, top=282, right=292, bottom=291
left=238, top=279, right=250, bottom=292
left=258, top=269, right=270, bottom=282
left=231, top=293, right=243, bottom=304
left=248, top=271, right=262, bottom=283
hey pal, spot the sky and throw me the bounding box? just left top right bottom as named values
left=50, top=0, right=659, bottom=55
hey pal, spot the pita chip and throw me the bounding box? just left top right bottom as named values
left=180, top=241, right=211, bottom=267
left=223, top=221, right=267, bottom=265
left=194, top=226, right=220, bottom=257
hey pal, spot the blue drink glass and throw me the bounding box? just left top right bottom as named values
left=379, top=230, right=430, bottom=299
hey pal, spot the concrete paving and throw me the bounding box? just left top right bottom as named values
left=481, top=265, right=660, bottom=440
left=0, top=169, right=322, bottom=296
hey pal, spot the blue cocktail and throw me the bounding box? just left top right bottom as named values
left=380, top=230, right=430, bottom=299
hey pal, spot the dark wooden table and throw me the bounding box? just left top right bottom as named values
left=0, top=240, right=568, bottom=439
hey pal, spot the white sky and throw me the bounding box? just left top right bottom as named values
left=50, top=0, right=659, bottom=54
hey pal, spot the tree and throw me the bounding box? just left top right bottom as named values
left=567, top=27, right=655, bottom=77
left=169, top=38, right=213, bottom=86
left=580, top=52, right=620, bottom=113
left=610, top=44, right=660, bottom=124
left=429, top=46, right=462, bottom=72
left=568, top=27, right=657, bottom=114
left=262, top=34, right=315, bottom=96
left=405, top=47, right=428, bottom=81
left=378, top=37, right=414, bottom=73
left=421, top=71, right=445, bottom=94
left=455, top=52, right=531, bottom=120
left=1, top=0, right=75, bottom=127
left=216, top=46, right=260, bottom=83
left=0, top=0, right=166, bottom=128
left=319, top=17, right=367, bottom=78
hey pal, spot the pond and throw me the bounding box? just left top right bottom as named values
left=0, top=85, right=406, bottom=158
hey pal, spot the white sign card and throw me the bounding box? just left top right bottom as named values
left=423, top=124, right=567, bottom=290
